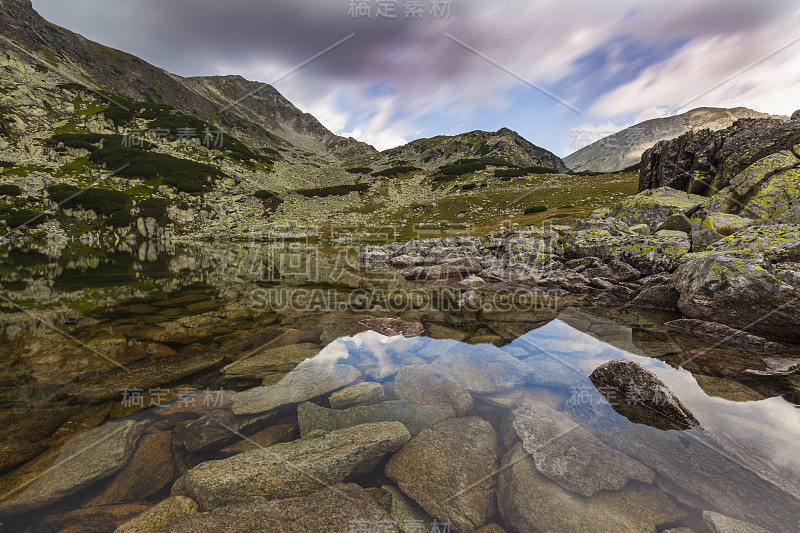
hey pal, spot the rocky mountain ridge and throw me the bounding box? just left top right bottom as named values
left=564, top=107, right=782, bottom=173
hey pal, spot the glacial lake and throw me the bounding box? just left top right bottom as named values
left=0, top=240, right=798, bottom=532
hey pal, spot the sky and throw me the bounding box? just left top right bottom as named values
left=31, top=0, right=800, bottom=154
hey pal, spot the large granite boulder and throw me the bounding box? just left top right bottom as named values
left=221, top=343, right=321, bottom=380
left=385, top=417, right=498, bottom=533
left=114, top=496, right=198, bottom=533
left=671, top=225, right=800, bottom=341
left=172, top=422, right=410, bottom=510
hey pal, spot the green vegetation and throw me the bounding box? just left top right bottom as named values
left=0, top=185, right=22, bottom=196
left=346, top=167, right=373, bottom=174
left=438, top=162, right=486, bottom=176
left=1, top=209, right=47, bottom=229
left=522, top=165, right=559, bottom=174
left=57, top=82, right=90, bottom=92
left=46, top=133, right=128, bottom=152
left=136, top=198, right=168, bottom=222
left=298, top=183, right=370, bottom=198
left=0, top=161, right=14, bottom=169
left=455, top=157, right=515, bottom=167
left=89, top=146, right=225, bottom=193
left=461, top=183, right=477, bottom=191
left=47, top=184, right=130, bottom=216
left=494, top=168, right=528, bottom=178
left=524, top=205, right=548, bottom=215
left=372, top=165, right=421, bottom=178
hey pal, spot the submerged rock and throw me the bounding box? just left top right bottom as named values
left=393, top=364, right=473, bottom=416
left=385, top=417, right=498, bottom=533
left=329, top=381, right=386, bottom=409
left=114, top=496, right=198, bottom=533
left=665, top=319, right=786, bottom=352
left=703, top=511, right=773, bottom=533
left=589, top=359, right=700, bottom=430
left=231, top=363, right=361, bottom=415
left=297, top=400, right=453, bottom=437
left=431, top=345, right=534, bottom=395
left=0, top=419, right=147, bottom=515
left=222, top=343, right=321, bottom=380
left=508, top=400, right=654, bottom=496
left=175, top=409, right=277, bottom=453
left=160, top=484, right=399, bottom=533
left=497, top=443, right=683, bottom=533
left=359, top=318, right=425, bottom=337
left=172, top=422, right=410, bottom=510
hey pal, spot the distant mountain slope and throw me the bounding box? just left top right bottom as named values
left=564, top=107, right=782, bottom=173
left=375, top=128, right=568, bottom=172
left=0, top=0, right=376, bottom=164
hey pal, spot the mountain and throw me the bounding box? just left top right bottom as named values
left=0, top=0, right=376, bottom=165
left=564, top=107, right=782, bottom=173
left=374, top=128, right=568, bottom=173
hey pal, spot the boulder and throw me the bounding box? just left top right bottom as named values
left=431, top=345, right=534, bottom=394
left=507, top=400, right=654, bottom=496
left=706, top=212, right=752, bottom=235
left=610, top=188, right=708, bottom=230
left=460, top=275, right=486, bottom=288
left=0, top=420, right=147, bottom=515
left=589, top=359, right=700, bottom=430
left=690, top=220, right=724, bottom=252
left=160, top=484, right=398, bottom=533
left=671, top=226, right=800, bottom=341
left=222, top=343, right=321, bottom=380
left=114, top=496, right=198, bottom=533
left=497, top=443, right=683, bottom=533
left=172, top=422, right=410, bottom=510
left=665, top=319, right=785, bottom=352
left=393, top=364, right=473, bottom=416
left=231, top=363, right=362, bottom=415
left=297, top=400, right=453, bottom=437
left=329, top=382, right=386, bottom=409
left=385, top=417, right=498, bottom=533
left=656, top=213, right=693, bottom=234
left=563, top=228, right=691, bottom=275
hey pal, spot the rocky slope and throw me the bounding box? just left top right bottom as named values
left=0, top=0, right=376, bottom=164
left=639, top=111, right=800, bottom=223
left=564, top=107, right=780, bottom=173
left=376, top=128, right=568, bottom=172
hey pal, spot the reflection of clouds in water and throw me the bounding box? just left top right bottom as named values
left=310, top=330, right=431, bottom=375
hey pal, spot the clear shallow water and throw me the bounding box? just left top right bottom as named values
left=0, top=241, right=799, bottom=532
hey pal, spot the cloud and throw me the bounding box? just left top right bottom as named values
left=31, top=0, right=799, bottom=151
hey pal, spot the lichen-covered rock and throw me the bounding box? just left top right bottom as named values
left=172, top=422, right=410, bottom=510
left=563, top=227, right=691, bottom=275
left=707, top=211, right=752, bottom=235
left=610, top=187, right=708, bottom=230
